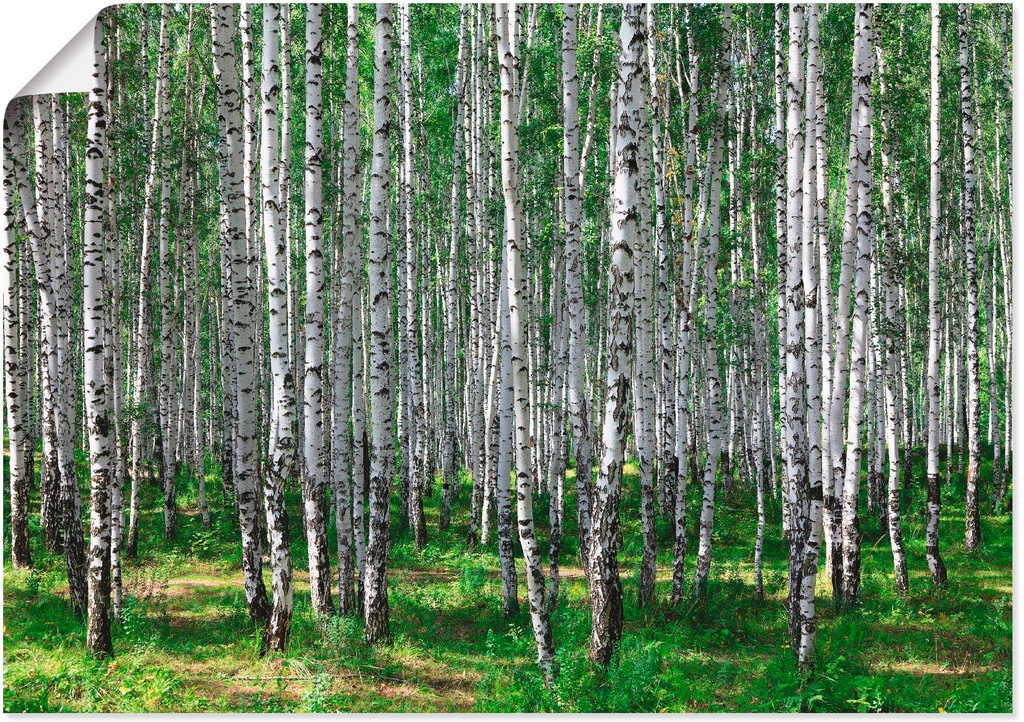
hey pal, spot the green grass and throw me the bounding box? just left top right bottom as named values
left=3, top=447, right=1012, bottom=712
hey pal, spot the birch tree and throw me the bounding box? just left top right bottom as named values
left=155, top=3, right=177, bottom=543
left=841, top=3, right=875, bottom=606
left=442, top=6, right=469, bottom=534
left=795, top=3, right=826, bottom=671
left=365, top=3, right=396, bottom=647
left=497, top=1, right=556, bottom=683
left=2, top=103, right=31, bottom=570
left=84, top=15, right=113, bottom=657
left=589, top=2, right=645, bottom=666
left=562, top=1, right=594, bottom=577
left=925, top=1, right=948, bottom=586
left=671, top=9, right=698, bottom=607
left=301, top=1, right=334, bottom=618
left=876, top=35, right=909, bottom=594
left=633, top=3, right=658, bottom=611
left=14, top=94, right=88, bottom=615
left=958, top=3, right=981, bottom=552
left=693, top=3, right=731, bottom=605
left=332, top=0, right=361, bottom=618
left=783, top=2, right=808, bottom=649
left=400, top=2, right=428, bottom=549
left=127, top=7, right=169, bottom=559
left=260, top=2, right=296, bottom=649
left=212, top=2, right=271, bottom=626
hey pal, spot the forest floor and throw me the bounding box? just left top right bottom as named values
left=2, top=450, right=1012, bottom=712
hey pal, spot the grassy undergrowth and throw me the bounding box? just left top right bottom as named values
left=3, top=447, right=1012, bottom=712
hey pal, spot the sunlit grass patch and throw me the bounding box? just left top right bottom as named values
left=2, top=452, right=1012, bottom=712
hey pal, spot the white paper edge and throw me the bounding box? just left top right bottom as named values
left=17, top=14, right=100, bottom=98
left=0, top=0, right=107, bottom=108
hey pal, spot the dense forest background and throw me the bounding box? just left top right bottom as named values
left=1, top=2, right=1013, bottom=712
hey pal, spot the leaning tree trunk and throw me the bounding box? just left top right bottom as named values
left=18, top=95, right=87, bottom=616
left=442, top=5, right=469, bottom=534
left=212, top=2, right=271, bottom=626
left=562, top=3, right=595, bottom=577
left=497, top=1, right=556, bottom=684
left=12, top=99, right=56, bottom=557
left=692, top=4, right=731, bottom=606
left=783, top=2, right=807, bottom=653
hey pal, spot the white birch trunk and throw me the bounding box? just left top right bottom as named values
left=331, top=0, right=361, bottom=617
left=212, top=3, right=272, bottom=626
left=298, top=2, right=334, bottom=618
left=827, top=2, right=870, bottom=603
left=840, top=3, right=875, bottom=605
left=693, top=4, right=731, bottom=604
left=399, top=3, right=428, bottom=549
left=497, top=2, right=556, bottom=683
left=797, top=4, right=825, bottom=671
left=876, top=39, right=909, bottom=595
left=562, top=2, right=594, bottom=577
left=783, top=1, right=807, bottom=652
left=589, top=2, right=645, bottom=666
left=153, top=6, right=176, bottom=541
left=958, top=3, right=982, bottom=552
left=442, top=6, right=469, bottom=533
left=365, top=3, right=396, bottom=646
left=260, top=2, right=297, bottom=648
left=2, top=103, right=31, bottom=569
left=84, top=18, right=114, bottom=656
left=671, top=12, right=698, bottom=606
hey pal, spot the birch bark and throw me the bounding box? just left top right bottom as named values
left=260, top=2, right=297, bottom=648
left=841, top=3, right=875, bottom=605
left=300, top=2, right=334, bottom=618
left=693, top=4, right=731, bottom=605
left=365, top=3, right=396, bottom=646
left=84, top=17, right=114, bottom=656
left=958, top=3, right=982, bottom=552
left=212, top=3, right=272, bottom=626
left=497, top=2, right=556, bottom=682
left=590, top=2, right=645, bottom=666
left=2, top=103, right=31, bottom=569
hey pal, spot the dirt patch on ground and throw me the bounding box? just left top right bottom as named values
left=161, top=579, right=232, bottom=598
left=876, top=660, right=998, bottom=677
left=393, top=568, right=459, bottom=583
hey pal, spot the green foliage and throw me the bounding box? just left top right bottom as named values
left=2, top=455, right=1013, bottom=712
left=2, top=0, right=1014, bottom=713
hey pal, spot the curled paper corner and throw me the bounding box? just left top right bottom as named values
left=15, top=13, right=99, bottom=100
